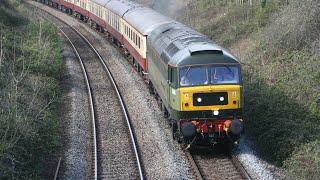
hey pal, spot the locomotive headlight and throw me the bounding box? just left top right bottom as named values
left=220, top=97, right=224, bottom=101
left=197, top=97, right=202, bottom=103
left=213, top=110, right=219, bottom=116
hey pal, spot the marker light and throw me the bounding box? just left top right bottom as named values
left=197, top=98, right=202, bottom=103
left=220, top=97, right=224, bottom=101
left=213, top=110, right=219, bottom=116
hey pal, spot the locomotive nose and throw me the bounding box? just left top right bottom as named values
left=181, top=122, right=197, bottom=139
left=230, top=119, right=244, bottom=136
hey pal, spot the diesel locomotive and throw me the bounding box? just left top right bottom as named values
left=38, top=0, right=244, bottom=147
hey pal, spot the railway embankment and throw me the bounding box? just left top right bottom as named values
left=0, top=0, right=63, bottom=178
left=26, top=1, right=194, bottom=179
left=180, top=0, right=320, bottom=179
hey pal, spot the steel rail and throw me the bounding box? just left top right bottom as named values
left=230, top=154, right=252, bottom=180
left=70, top=19, right=145, bottom=180
left=29, top=3, right=145, bottom=179
left=59, top=27, right=98, bottom=180
left=185, top=151, right=204, bottom=180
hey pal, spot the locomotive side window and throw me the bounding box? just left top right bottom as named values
left=169, top=67, right=178, bottom=88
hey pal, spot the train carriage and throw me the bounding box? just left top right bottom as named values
left=122, top=7, right=173, bottom=72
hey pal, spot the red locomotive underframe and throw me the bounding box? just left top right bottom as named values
left=56, top=0, right=148, bottom=72
left=179, top=119, right=234, bottom=134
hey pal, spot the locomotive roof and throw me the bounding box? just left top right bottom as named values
left=148, top=23, right=240, bottom=67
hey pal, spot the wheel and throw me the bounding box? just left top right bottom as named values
left=148, top=82, right=154, bottom=94
left=171, top=120, right=178, bottom=140
left=163, top=105, right=169, bottom=118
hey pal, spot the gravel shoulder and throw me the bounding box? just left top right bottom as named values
left=235, top=136, right=285, bottom=180
left=59, top=41, right=92, bottom=179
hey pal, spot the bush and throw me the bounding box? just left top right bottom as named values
left=284, top=141, right=320, bottom=179
left=183, top=0, right=282, bottom=46
left=242, top=0, right=320, bottom=167
left=182, top=0, right=320, bottom=175
left=0, top=1, right=62, bottom=178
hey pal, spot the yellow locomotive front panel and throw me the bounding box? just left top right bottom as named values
left=180, top=85, right=241, bottom=111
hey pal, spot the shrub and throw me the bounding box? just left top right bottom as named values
left=0, top=1, right=62, bottom=178
left=284, top=141, right=320, bottom=179
left=242, top=0, right=320, bottom=167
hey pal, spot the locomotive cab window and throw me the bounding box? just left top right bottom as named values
left=179, top=65, right=240, bottom=87
left=211, top=66, right=240, bottom=84
left=180, top=66, right=208, bottom=87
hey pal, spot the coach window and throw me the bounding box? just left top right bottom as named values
left=132, top=31, right=134, bottom=41
left=127, top=26, right=129, bottom=37
left=135, top=34, right=137, bottom=45
left=138, top=37, right=141, bottom=49
left=127, top=27, right=129, bottom=37
left=117, top=18, right=119, bottom=30
left=136, top=35, right=138, bottom=46
left=111, top=13, right=113, bottom=26
left=116, top=18, right=118, bottom=30
left=112, top=15, right=114, bottom=27
left=115, top=17, right=117, bottom=29
left=132, top=31, right=134, bottom=42
left=126, top=26, right=128, bottom=36
left=133, top=34, right=136, bottom=44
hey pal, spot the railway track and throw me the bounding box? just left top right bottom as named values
left=32, top=5, right=144, bottom=179
left=186, top=146, right=252, bottom=180
left=28, top=2, right=252, bottom=180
